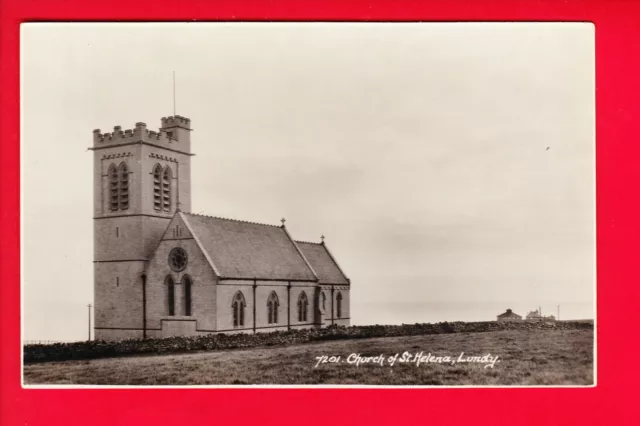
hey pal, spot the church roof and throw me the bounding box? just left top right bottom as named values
left=180, top=212, right=318, bottom=281
left=295, top=241, right=349, bottom=285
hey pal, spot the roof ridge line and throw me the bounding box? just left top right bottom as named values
left=183, top=211, right=280, bottom=228
left=294, top=239, right=322, bottom=245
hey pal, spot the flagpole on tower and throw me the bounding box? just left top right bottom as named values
left=173, top=71, right=176, bottom=116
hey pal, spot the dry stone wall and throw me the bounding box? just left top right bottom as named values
left=24, top=320, right=593, bottom=364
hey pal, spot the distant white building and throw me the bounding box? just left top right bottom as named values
left=526, top=308, right=556, bottom=321
left=526, top=309, right=543, bottom=320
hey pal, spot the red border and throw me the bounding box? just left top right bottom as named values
left=2, top=0, right=639, bottom=424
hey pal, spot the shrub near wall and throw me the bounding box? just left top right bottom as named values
left=23, top=320, right=593, bottom=364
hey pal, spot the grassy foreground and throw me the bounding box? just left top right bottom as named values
left=23, top=329, right=593, bottom=386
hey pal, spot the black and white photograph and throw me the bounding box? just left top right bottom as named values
left=21, top=22, right=595, bottom=387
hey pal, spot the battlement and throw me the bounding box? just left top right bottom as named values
left=92, top=117, right=192, bottom=153
left=161, top=115, right=191, bottom=130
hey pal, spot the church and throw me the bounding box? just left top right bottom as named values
left=90, top=115, right=351, bottom=341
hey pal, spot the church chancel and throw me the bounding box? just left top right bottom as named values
left=91, top=116, right=351, bottom=341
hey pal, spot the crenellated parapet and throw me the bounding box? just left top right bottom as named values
left=92, top=116, right=191, bottom=153
left=161, top=115, right=191, bottom=130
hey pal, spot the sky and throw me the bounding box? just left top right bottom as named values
left=21, top=22, right=595, bottom=342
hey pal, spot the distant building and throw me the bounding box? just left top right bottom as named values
left=497, top=309, right=522, bottom=321
left=526, top=309, right=556, bottom=321
left=526, top=309, right=543, bottom=320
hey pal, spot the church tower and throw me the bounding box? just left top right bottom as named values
left=91, top=116, right=193, bottom=340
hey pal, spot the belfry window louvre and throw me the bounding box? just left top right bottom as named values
left=118, top=162, right=129, bottom=210
left=162, top=166, right=172, bottom=212
left=108, top=164, right=119, bottom=211
left=153, top=164, right=162, bottom=211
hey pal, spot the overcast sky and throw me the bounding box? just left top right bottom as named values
left=21, top=22, right=594, bottom=342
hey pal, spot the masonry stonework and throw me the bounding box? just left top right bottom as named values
left=92, top=115, right=350, bottom=341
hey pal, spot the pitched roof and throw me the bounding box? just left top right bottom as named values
left=180, top=212, right=318, bottom=281
left=295, top=241, right=349, bottom=285
left=497, top=310, right=521, bottom=318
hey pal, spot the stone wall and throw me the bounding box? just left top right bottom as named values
left=24, top=320, right=593, bottom=364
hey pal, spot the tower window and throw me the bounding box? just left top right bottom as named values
left=336, top=292, right=343, bottom=319
left=153, top=164, right=162, bottom=211
left=118, top=162, right=129, bottom=210
left=162, top=166, right=172, bottom=212
left=108, top=164, right=118, bottom=212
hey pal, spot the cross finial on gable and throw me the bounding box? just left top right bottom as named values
left=321, top=234, right=325, bottom=244
left=281, top=217, right=286, bottom=227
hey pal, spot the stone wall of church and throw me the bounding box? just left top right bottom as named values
left=332, top=286, right=351, bottom=327
left=288, top=282, right=319, bottom=329
left=145, top=237, right=217, bottom=335
left=94, top=260, right=146, bottom=341
left=318, top=285, right=332, bottom=327
left=95, top=328, right=145, bottom=341
left=161, top=318, right=199, bottom=337
left=254, top=283, right=289, bottom=332
left=94, top=216, right=171, bottom=262
left=317, top=284, right=351, bottom=327
left=216, top=281, right=255, bottom=333
left=216, top=280, right=319, bottom=333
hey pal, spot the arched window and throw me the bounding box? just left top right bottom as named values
left=232, top=291, right=246, bottom=327
left=153, top=164, right=162, bottom=211
left=118, top=162, right=129, bottom=210
left=336, top=292, right=343, bottom=319
left=182, top=275, right=192, bottom=316
left=321, top=292, right=326, bottom=311
left=267, top=292, right=279, bottom=324
left=108, top=164, right=118, bottom=211
left=297, top=292, right=308, bottom=322
left=166, top=276, right=175, bottom=316
left=162, top=166, right=172, bottom=212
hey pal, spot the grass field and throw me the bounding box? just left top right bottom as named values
left=23, top=328, right=593, bottom=386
